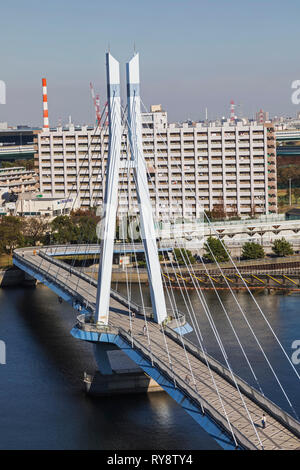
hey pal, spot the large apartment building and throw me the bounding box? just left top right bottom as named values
left=0, top=166, right=38, bottom=194
left=35, top=107, right=277, bottom=220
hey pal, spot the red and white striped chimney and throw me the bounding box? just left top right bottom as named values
left=42, top=78, right=49, bottom=129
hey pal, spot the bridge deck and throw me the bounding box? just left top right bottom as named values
left=14, top=248, right=300, bottom=450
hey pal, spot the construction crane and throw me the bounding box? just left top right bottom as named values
left=90, top=82, right=101, bottom=127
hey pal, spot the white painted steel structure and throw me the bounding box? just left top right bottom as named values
left=95, top=54, right=122, bottom=324
left=127, top=53, right=167, bottom=324
left=95, top=53, right=167, bottom=325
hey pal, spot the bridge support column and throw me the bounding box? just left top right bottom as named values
left=85, top=345, right=163, bottom=396
left=93, top=343, right=114, bottom=375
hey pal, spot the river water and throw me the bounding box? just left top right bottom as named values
left=0, top=283, right=299, bottom=450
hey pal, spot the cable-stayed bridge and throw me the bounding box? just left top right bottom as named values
left=12, top=52, right=300, bottom=450
left=13, top=245, right=300, bottom=450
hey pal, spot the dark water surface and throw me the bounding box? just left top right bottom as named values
left=0, top=283, right=299, bottom=450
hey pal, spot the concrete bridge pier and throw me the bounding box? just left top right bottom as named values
left=84, top=342, right=163, bottom=396
left=93, top=343, right=115, bottom=375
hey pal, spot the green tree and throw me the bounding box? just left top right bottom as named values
left=272, top=238, right=294, bottom=257
left=23, top=217, right=50, bottom=246
left=241, top=241, right=265, bottom=260
left=51, top=216, right=75, bottom=244
left=0, top=216, right=24, bottom=254
left=1, top=159, right=34, bottom=171
left=173, top=248, right=196, bottom=265
left=70, top=209, right=99, bottom=243
left=50, top=210, right=100, bottom=245
left=203, top=236, right=229, bottom=263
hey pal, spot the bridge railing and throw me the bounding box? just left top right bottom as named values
left=38, top=250, right=143, bottom=315
left=33, top=250, right=187, bottom=325
left=14, top=247, right=300, bottom=443
left=164, top=325, right=300, bottom=439
left=76, top=314, right=120, bottom=335
left=117, top=326, right=257, bottom=450
left=13, top=251, right=96, bottom=315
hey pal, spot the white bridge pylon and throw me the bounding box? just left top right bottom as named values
left=95, top=52, right=168, bottom=325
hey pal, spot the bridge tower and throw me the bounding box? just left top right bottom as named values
left=95, top=53, right=122, bottom=325
left=95, top=52, right=168, bottom=326
left=126, top=53, right=168, bottom=325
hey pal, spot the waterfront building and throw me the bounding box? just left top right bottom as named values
left=35, top=107, right=277, bottom=220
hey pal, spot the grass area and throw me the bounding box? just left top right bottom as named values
left=0, top=254, right=13, bottom=270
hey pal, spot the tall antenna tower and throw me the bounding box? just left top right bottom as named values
left=258, top=109, right=264, bottom=124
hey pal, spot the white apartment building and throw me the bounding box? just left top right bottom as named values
left=35, top=107, right=277, bottom=221
left=0, top=166, right=38, bottom=194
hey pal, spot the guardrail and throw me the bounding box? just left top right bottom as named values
left=13, top=251, right=95, bottom=315
left=41, top=243, right=170, bottom=256
left=117, top=325, right=257, bottom=450
left=27, top=249, right=187, bottom=326
left=164, top=325, right=300, bottom=440
left=76, top=314, right=118, bottom=334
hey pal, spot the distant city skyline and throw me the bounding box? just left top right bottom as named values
left=1, top=0, right=300, bottom=127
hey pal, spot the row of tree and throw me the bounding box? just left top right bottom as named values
left=172, top=236, right=294, bottom=265
left=0, top=209, right=100, bottom=255
left=277, top=164, right=300, bottom=189
left=0, top=212, right=295, bottom=265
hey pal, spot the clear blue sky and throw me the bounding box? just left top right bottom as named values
left=0, top=0, right=299, bottom=126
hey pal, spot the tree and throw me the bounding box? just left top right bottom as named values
left=23, top=217, right=50, bottom=246
left=1, top=159, right=34, bottom=171
left=272, top=238, right=294, bottom=257
left=203, top=236, right=229, bottom=263
left=70, top=209, right=99, bottom=243
left=250, top=203, right=258, bottom=219
left=0, top=216, right=24, bottom=254
left=241, top=241, right=265, bottom=260
left=50, top=210, right=100, bottom=245
left=173, top=248, right=196, bottom=265
left=210, top=203, right=226, bottom=221
left=51, top=216, right=75, bottom=244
